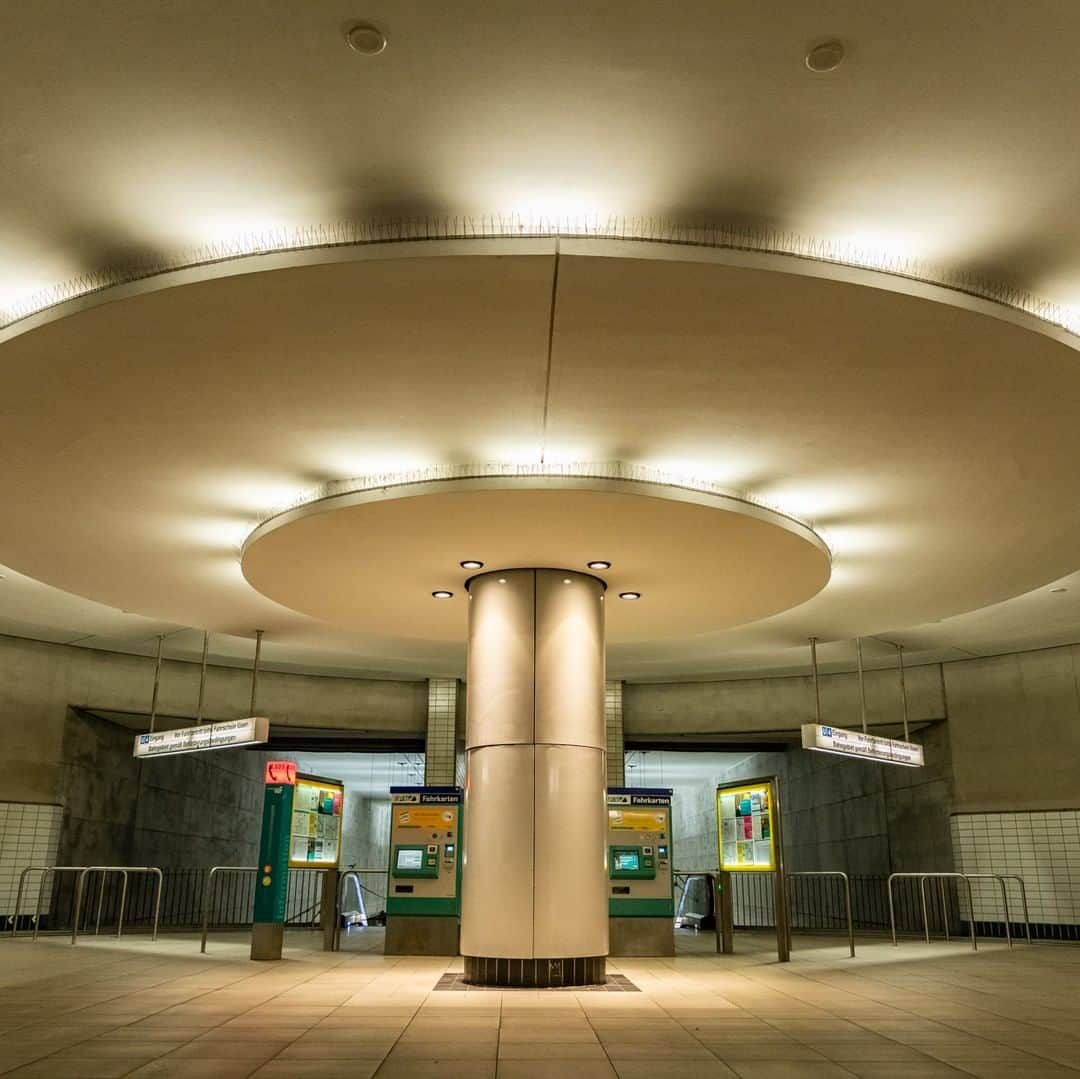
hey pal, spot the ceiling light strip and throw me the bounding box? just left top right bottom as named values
left=2, top=219, right=1077, bottom=337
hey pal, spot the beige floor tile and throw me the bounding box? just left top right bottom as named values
left=497, top=1041, right=609, bottom=1059
left=252, top=1062, right=381, bottom=1078
left=7, top=1059, right=141, bottom=1078
left=614, top=1062, right=739, bottom=1079
left=125, top=1060, right=264, bottom=1078
left=495, top=1064, right=615, bottom=1079
left=373, top=1062, right=497, bottom=1079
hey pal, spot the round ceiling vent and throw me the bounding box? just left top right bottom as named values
left=345, top=21, right=388, bottom=56
left=805, top=40, right=845, bottom=73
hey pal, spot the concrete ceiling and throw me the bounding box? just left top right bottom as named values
left=2, top=2, right=1080, bottom=682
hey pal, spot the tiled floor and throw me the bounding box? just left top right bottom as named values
left=1, top=929, right=1078, bottom=1078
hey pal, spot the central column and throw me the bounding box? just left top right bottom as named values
left=461, top=568, right=608, bottom=986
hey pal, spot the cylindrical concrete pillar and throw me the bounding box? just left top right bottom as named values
left=461, top=568, right=608, bottom=986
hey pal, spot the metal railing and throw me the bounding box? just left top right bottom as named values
left=887, top=872, right=1036, bottom=952
left=71, top=867, right=163, bottom=944
left=331, top=868, right=389, bottom=951
left=789, top=871, right=854, bottom=957
left=9, top=865, right=163, bottom=944
left=200, top=866, right=257, bottom=953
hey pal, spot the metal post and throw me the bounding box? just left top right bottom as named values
left=716, top=871, right=734, bottom=954
left=896, top=642, right=910, bottom=742
left=770, top=777, right=790, bottom=962
left=918, top=876, right=931, bottom=943
left=150, top=868, right=163, bottom=941
left=31, top=871, right=46, bottom=941
left=841, top=872, right=854, bottom=958
left=996, top=877, right=1013, bottom=948
left=149, top=634, right=164, bottom=733
left=887, top=874, right=898, bottom=945
left=11, top=867, right=31, bottom=938
left=809, top=636, right=822, bottom=724
left=94, top=870, right=106, bottom=935
left=116, top=872, right=129, bottom=938
left=71, top=868, right=91, bottom=945
left=249, top=629, right=263, bottom=716
left=855, top=637, right=867, bottom=733
left=195, top=631, right=209, bottom=723
left=939, top=877, right=950, bottom=941
left=961, top=875, right=977, bottom=951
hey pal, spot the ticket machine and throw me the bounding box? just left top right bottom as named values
left=385, top=786, right=463, bottom=955
left=607, top=787, right=674, bottom=955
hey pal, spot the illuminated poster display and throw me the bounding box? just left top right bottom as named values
left=288, top=774, right=344, bottom=868
left=716, top=781, right=776, bottom=871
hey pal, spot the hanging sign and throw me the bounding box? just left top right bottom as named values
left=801, top=723, right=924, bottom=767
left=133, top=716, right=269, bottom=758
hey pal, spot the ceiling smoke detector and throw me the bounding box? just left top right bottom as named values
left=805, top=39, right=845, bottom=73
left=344, top=21, right=388, bottom=56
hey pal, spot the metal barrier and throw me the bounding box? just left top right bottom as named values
left=789, top=871, right=854, bottom=957
left=889, top=871, right=1032, bottom=952
left=889, top=873, right=978, bottom=951
left=200, top=866, right=257, bottom=954
left=10, top=865, right=163, bottom=943
left=10, top=867, right=87, bottom=939
left=331, top=868, right=389, bottom=951
left=71, top=867, right=163, bottom=944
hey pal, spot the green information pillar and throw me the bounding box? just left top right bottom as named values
left=251, top=761, right=296, bottom=960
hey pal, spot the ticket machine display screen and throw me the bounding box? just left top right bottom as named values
left=614, top=850, right=640, bottom=872
left=396, top=848, right=424, bottom=871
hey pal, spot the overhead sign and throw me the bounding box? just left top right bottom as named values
left=133, top=716, right=269, bottom=758
left=801, top=723, right=924, bottom=767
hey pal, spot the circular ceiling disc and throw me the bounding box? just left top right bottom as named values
left=240, top=477, right=832, bottom=644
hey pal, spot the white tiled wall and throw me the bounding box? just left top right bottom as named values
left=425, top=678, right=457, bottom=786
left=0, top=802, right=63, bottom=917
left=951, top=810, right=1080, bottom=924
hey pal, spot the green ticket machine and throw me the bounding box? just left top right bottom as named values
left=385, top=786, right=463, bottom=955
left=607, top=787, right=675, bottom=956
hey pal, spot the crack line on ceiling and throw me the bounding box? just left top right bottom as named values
left=540, top=239, right=561, bottom=465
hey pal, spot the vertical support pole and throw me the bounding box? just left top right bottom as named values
left=855, top=637, right=868, bottom=733
left=149, top=635, right=164, bottom=733
left=771, top=777, right=790, bottom=963
left=809, top=637, right=822, bottom=724
left=896, top=642, right=910, bottom=742
left=251, top=761, right=297, bottom=960
left=715, top=872, right=734, bottom=954
left=249, top=629, right=263, bottom=717
left=939, top=877, right=950, bottom=941
left=320, top=867, right=339, bottom=951
left=195, top=631, right=209, bottom=723
left=919, top=876, right=931, bottom=943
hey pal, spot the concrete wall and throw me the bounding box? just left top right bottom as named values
left=942, top=644, right=1080, bottom=813
left=670, top=722, right=953, bottom=880
left=57, top=706, right=274, bottom=868
left=625, top=663, right=946, bottom=737
left=0, top=633, right=428, bottom=805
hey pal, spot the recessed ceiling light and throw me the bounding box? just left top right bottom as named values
left=497, top=578, right=507, bottom=584
left=460, top=560, right=484, bottom=569
left=805, top=39, right=845, bottom=73
left=344, top=21, right=388, bottom=55
left=618, top=591, right=642, bottom=600
left=587, top=560, right=611, bottom=570
left=563, top=578, right=572, bottom=584
left=432, top=590, right=453, bottom=599
left=1050, top=587, right=1067, bottom=593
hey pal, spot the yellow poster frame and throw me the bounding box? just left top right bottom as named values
left=288, top=773, right=345, bottom=869
left=715, top=779, right=777, bottom=873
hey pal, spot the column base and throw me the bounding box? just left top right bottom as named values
left=249, top=922, right=284, bottom=961
left=463, top=955, right=606, bottom=987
